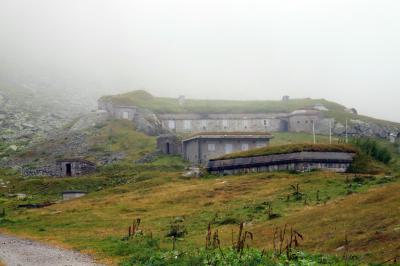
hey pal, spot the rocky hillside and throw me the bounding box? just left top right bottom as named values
left=0, top=80, right=96, bottom=160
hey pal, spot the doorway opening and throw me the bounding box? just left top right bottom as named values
left=66, top=163, right=72, bottom=176
left=166, top=143, right=170, bottom=154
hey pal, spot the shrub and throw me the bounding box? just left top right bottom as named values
left=350, top=137, right=392, bottom=164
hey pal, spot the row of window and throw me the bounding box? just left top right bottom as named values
left=207, top=142, right=265, bottom=153
left=167, top=120, right=270, bottom=130
left=296, top=120, right=315, bottom=124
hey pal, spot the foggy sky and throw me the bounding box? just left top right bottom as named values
left=0, top=0, right=399, bottom=122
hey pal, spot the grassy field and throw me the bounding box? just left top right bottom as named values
left=269, top=132, right=339, bottom=146
left=1, top=170, right=399, bottom=265
left=1, top=126, right=400, bottom=265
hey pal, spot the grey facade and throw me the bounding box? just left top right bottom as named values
left=99, top=98, right=328, bottom=135
left=182, top=133, right=272, bottom=165
left=207, top=151, right=355, bottom=175
left=56, top=159, right=96, bottom=177
left=98, top=100, right=137, bottom=120
left=287, top=110, right=321, bottom=133
left=158, top=113, right=288, bottom=134
left=157, top=134, right=182, bottom=155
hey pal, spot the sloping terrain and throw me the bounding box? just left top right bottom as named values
left=1, top=122, right=399, bottom=265
left=0, top=81, right=92, bottom=159
left=5, top=119, right=156, bottom=168
left=1, top=169, right=399, bottom=265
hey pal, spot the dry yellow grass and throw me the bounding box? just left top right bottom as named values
left=251, top=182, right=400, bottom=263
left=3, top=171, right=399, bottom=264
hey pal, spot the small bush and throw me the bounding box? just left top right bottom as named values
left=350, top=137, right=392, bottom=164
left=215, top=216, right=240, bottom=225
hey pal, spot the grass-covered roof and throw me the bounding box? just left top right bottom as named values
left=212, top=143, right=359, bottom=161
left=100, top=90, right=400, bottom=127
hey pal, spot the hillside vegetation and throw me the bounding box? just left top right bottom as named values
left=1, top=122, right=400, bottom=265
left=1, top=170, right=399, bottom=265
left=10, top=119, right=156, bottom=168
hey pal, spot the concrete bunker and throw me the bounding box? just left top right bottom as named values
left=157, top=134, right=182, bottom=155
left=182, top=132, right=273, bottom=165
left=207, top=151, right=356, bottom=175
left=62, top=191, right=87, bottom=201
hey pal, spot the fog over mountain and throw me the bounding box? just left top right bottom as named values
left=0, top=0, right=399, bottom=122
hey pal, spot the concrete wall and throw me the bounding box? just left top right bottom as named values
left=183, top=139, right=200, bottom=164
left=288, top=114, right=321, bottom=133
left=157, top=135, right=182, bottom=155
left=62, top=192, right=87, bottom=201
left=207, top=151, right=355, bottom=174
left=98, top=100, right=137, bottom=120
left=183, top=137, right=270, bottom=165
left=98, top=99, right=331, bottom=135
left=161, top=117, right=285, bottom=134
left=211, top=162, right=352, bottom=175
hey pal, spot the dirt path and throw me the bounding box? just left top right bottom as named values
left=0, top=234, right=104, bottom=266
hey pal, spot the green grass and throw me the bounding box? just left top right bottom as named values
left=1, top=170, right=398, bottom=265
left=270, top=132, right=339, bottom=146
left=14, top=119, right=156, bottom=167
left=100, top=90, right=349, bottom=115
left=2, top=125, right=400, bottom=265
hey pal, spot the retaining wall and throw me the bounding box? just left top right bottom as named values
left=207, top=151, right=355, bottom=175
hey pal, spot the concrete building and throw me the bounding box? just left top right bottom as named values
left=182, top=132, right=273, bottom=165
left=389, top=133, right=399, bottom=143
left=62, top=191, right=87, bottom=201
left=98, top=98, right=335, bottom=135
left=158, top=113, right=288, bottom=134
left=157, top=134, right=182, bottom=155
left=56, top=159, right=96, bottom=177
left=98, top=100, right=137, bottom=120
left=287, top=109, right=321, bottom=133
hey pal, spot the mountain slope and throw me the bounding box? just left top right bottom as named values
left=1, top=169, right=399, bottom=265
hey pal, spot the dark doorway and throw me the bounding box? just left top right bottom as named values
left=66, top=163, right=72, bottom=176
left=166, top=143, right=170, bottom=154
left=281, top=120, right=289, bottom=132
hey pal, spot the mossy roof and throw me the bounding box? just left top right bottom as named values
left=211, top=143, right=358, bottom=160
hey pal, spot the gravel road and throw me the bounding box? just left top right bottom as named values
left=0, top=234, right=104, bottom=266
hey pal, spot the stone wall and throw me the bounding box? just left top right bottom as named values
left=207, top=151, right=355, bottom=174
left=21, top=165, right=58, bottom=177
left=56, top=159, right=96, bottom=177
left=22, top=160, right=96, bottom=177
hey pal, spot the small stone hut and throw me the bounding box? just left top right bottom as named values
left=56, top=159, right=96, bottom=177
left=182, top=132, right=273, bottom=165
